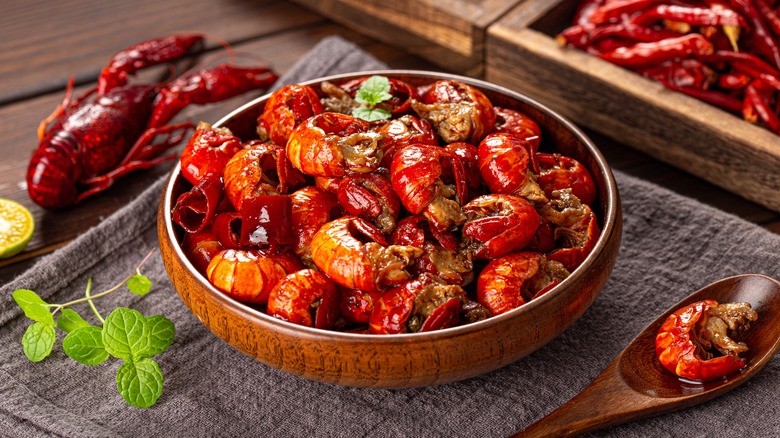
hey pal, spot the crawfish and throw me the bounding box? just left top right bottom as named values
left=27, top=34, right=278, bottom=209
left=656, top=300, right=758, bottom=382
left=310, top=216, right=422, bottom=293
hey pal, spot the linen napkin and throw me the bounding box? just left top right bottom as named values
left=1, top=36, right=778, bottom=438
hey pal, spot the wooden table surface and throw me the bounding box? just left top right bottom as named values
left=1, top=0, right=778, bottom=286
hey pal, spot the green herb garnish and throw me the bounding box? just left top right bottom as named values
left=12, top=249, right=173, bottom=408
left=352, top=75, right=393, bottom=122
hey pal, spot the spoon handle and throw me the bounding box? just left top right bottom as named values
left=514, top=358, right=660, bottom=437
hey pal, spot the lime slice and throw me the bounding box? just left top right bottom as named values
left=0, top=198, right=35, bottom=259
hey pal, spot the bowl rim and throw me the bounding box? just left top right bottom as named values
left=162, top=69, right=621, bottom=342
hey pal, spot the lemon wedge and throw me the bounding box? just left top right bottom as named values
left=0, top=198, right=34, bottom=259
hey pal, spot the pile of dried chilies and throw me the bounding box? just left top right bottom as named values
left=558, top=0, right=780, bottom=135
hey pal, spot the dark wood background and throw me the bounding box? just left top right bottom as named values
left=1, top=0, right=778, bottom=285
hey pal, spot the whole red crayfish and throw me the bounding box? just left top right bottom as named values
left=27, top=34, right=278, bottom=209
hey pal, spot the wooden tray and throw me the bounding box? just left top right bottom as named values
left=486, top=0, right=780, bottom=212
left=288, top=0, right=523, bottom=76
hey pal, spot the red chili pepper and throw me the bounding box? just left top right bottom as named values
left=755, top=0, right=780, bottom=37
left=557, top=22, right=680, bottom=48
left=574, top=0, right=608, bottom=25
left=743, top=80, right=780, bottom=132
left=590, top=0, right=668, bottom=24
left=598, top=34, right=714, bottom=68
left=729, top=0, right=780, bottom=69
left=660, top=80, right=744, bottom=113
left=637, top=59, right=716, bottom=89
left=718, top=71, right=753, bottom=89
left=700, top=50, right=780, bottom=77
left=629, top=4, right=748, bottom=27
left=241, top=195, right=294, bottom=246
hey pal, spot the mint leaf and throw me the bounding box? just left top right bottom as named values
left=127, top=274, right=152, bottom=296
left=63, top=326, right=109, bottom=365
left=354, top=75, right=392, bottom=106
left=353, top=107, right=392, bottom=122
left=116, top=358, right=164, bottom=408
left=144, top=315, right=175, bottom=357
left=102, top=308, right=149, bottom=360
left=21, top=322, right=56, bottom=362
left=13, top=289, right=54, bottom=325
left=57, top=308, right=91, bottom=333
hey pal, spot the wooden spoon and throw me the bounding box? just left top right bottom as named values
left=516, top=273, right=780, bottom=437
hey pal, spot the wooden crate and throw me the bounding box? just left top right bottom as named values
left=486, top=0, right=780, bottom=212
left=288, top=0, right=524, bottom=76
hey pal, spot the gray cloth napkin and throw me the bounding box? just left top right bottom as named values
left=1, top=36, right=778, bottom=438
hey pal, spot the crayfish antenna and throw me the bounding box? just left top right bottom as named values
left=38, top=76, right=75, bottom=140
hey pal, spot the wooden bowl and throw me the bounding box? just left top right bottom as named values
left=157, top=70, right=622, bottom=388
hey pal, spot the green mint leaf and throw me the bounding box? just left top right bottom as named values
left=13, top=289, right=54, bottom=325
left=353, top=107, right=392, bottom=122
left=57, top=308, right=91, bottom=333
left=102, top=308, right=149, bottom=360
left=21, top=322, right=56, bottom=362
left=354, top=75, right=392, bottom=106
left=127, top=274, right=152, bottom=296
left=63, top=326, right=109, bottom=365
left=116, top=358, right=164, bottom=408
left=143, top=315, right=175, bottom=357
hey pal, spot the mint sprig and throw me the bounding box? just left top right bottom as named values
left=12, top=249, right=173, bottom=408
left=352, top=75, right=393, bottom=122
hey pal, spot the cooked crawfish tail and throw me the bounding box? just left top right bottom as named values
left=267, top=269, right=340, bottom=329
left=223, top=141, right=283, bottom=211
left=494, top=107, right=542, bottom=152
left=369, top=274, right=466, bottom=334
left=261, top=84, right=324, bottom=146
left=656, top=300, right=758, bottom=382
left=310, top=216, right=422, bottom=293
left=538, top=189, right=601, bottom=271
left=537, top=152, right=597, bottom=206
left=336, top=172, right=401, bottom=234
left=290, top=186, right=340, bottom=268
left=478, top=133, right=546, bottom=204
left=411, top=79, right=496, bottom=144
left=390, top=143, right=468, bottom=232
left=477, top=252, right=569, bottom=315
left=462, top=194, right=540, bottom=259
left=286, top=112, right=384, bottom=178
left=206, top=249, right=303, bottom=305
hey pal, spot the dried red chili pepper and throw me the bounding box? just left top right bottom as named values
left=590, top=0, right=668, bottom=24
left=660, top=80, right=744, bottom=113
left=729, top=0, right=780, bottom=69
left=597, top=34, right=714, bottom=68
left=700, top=50, right=780, bottom=77
left=557, top=22, right=680, bottom=49
left=629, top=4, right=748, bottom=28
left=743, top=80, right=780, bottom=132
left=718, top=71, right=753, bottom=89
left=637, top=59, right=717, bottom=89
left=574, top=0, right=608, bottom=25
left=755, top=0, right=780, bottom=37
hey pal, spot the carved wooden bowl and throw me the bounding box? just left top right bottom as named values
left=158, top=70, right=622, bottom=388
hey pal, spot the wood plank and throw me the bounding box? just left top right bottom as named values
left=0, top=0, right=324, bottom=104
left=0, top=21, right=436, bottom=282
left=590, top=131, right=779, bottom=225
left=486, top=0, right=780, bottom=213
left=288, top=0, right=524, bottom=76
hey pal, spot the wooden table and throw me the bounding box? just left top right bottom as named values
left=1, top=0, right=778, bottom=286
